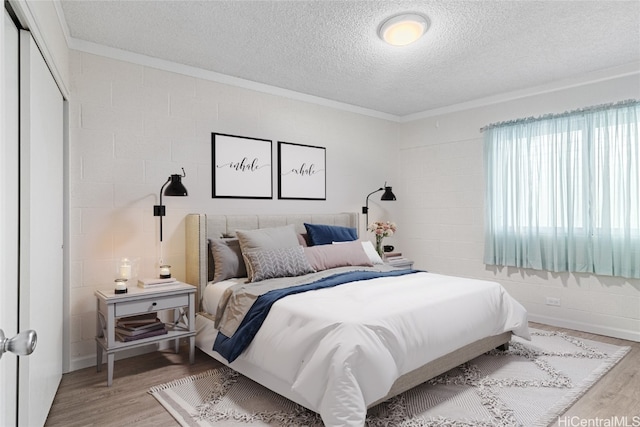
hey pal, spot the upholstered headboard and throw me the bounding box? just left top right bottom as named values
left=185, top=212, right=359, bottom=309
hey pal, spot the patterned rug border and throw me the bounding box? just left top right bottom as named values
left=149, top=330, right=631, bottom=427
left=530, top=333, right=630, bottom=427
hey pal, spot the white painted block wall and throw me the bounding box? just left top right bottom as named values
left=396, top=74, right=640, bottom=342
left=68, top=51, right=401, bottom=370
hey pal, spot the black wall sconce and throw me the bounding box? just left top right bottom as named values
left=153, top=168, right=188, bottom=243
left=362, top=183, right=396, bottom=226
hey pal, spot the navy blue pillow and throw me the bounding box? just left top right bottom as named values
left=304, top=223, right=358, bottom=246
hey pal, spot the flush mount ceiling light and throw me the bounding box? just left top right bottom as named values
left=378, top=13, right=429, bottom=46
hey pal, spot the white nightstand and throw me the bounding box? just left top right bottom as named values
left=95, top=281, right=196, bottom=386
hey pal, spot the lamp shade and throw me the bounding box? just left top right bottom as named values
left=164, top=174, right=188, bottom=196
left=381, top=186, right=396, bottom=201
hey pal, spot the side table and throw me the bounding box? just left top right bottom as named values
left=95, top=281, right=196, bottom=386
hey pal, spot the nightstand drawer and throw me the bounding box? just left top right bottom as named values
left=114, top=293, right=189, bottom=317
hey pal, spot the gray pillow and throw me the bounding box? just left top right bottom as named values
left=236, top=224, right=300, bottom=253
left=243, top=246, right=315, bottom=282
left=207, top=239, right=215, bottom=282
left=209, top=239, right=247, bottom=283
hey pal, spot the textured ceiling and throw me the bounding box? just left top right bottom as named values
left=59, top=0, right=640, bottom=117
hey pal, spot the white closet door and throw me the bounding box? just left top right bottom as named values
left=18, top=30, right=64, bottom=427
left=0, top=9, right=20, bottom=427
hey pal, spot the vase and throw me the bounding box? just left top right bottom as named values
left=375, top=235, right=384, bottom=258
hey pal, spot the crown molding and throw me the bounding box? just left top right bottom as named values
left=67, top=37, right=402, bottom=123
left=400, top=62, right=640, bottom=122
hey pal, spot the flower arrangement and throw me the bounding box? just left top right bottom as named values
left=368, top=221, right=397, bottom=256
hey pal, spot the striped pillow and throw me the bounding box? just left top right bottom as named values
left=242, top=246, right=315, bottom=282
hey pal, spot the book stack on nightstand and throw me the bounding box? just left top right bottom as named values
left=384, top=252, right=414, bottom=269
left=137, top=277, right=179, bottom=288
left=115, top=312, right=167, bottom=342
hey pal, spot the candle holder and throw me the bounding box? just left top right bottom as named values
left=115, top=257, right=139, bottom=282
left=114, top=278, right=128, bottom=294
left=159, top=264, right=171, bottom=279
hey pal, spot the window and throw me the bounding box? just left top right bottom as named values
left=483, top=100, right=640, bottom=278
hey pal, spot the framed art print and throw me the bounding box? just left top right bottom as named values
left=278, top=141, right=326, bottom=200
left=212, top=133, right=272, bottom=199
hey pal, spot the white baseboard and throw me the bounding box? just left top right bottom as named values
left=68, top=343, right=159, bottom=373
left=529, top=314, right=640, bottom=343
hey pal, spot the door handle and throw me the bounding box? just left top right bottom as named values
left=0, top=329, right=37, bottom=360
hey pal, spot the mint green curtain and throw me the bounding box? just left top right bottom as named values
left=483, top=100, right=640, bottom=278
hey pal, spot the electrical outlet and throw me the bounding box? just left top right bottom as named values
left=545, top=297, right=561, bottom=307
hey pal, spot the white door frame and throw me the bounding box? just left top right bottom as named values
left=0, top=8, right=20, bottom=427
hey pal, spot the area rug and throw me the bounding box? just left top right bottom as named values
left=149, top=330, right=630, bottom=426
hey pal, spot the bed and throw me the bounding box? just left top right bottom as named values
left=185, top=212, right=530, bottom=426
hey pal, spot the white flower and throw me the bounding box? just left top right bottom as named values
left=368, top=221, right=397, bottom=238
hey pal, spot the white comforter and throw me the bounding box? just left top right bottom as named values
left=203, top=271, right=530, bottom=426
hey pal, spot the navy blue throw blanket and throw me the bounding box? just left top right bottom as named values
left=214, top=269, right=420, bottom=362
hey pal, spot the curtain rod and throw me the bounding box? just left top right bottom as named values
left=480, top=99, right=640, bottom=133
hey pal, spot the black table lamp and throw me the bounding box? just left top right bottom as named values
left=362, top=183, right=396, bottom=226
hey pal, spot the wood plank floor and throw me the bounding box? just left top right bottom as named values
left=45, top=323, right=639, bottom=426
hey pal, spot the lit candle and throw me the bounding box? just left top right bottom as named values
left=119, top=258, right=131, bottom=280
left=159, top=265, right=171, bottom=279
left=114, top=278, right=128, bottom=294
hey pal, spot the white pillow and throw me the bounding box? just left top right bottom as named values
left=333, top=240, right=384, bottom=265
